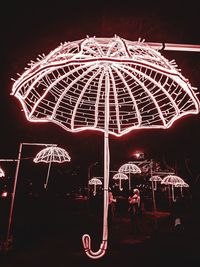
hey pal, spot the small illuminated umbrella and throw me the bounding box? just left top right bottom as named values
left=149, top=175, right=162, bottom=191
left=118, top=163, right=141, bottom=190
left=175, top=181, right=189, bottom=196
left=0, top=167, right=5, bottom=177
left=89, top=177, right=102, bottom=196
left=161, top=175, right=185, bottom=202
left=33, top=146, right=71, bottom=188
left=112, top=172, right=128, bottom=191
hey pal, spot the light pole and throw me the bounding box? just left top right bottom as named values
left=4, top=142, right=57, bottom=250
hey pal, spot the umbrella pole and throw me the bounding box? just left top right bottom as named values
left=150, top=160, right=156, bottom=212
left=94, top=184, right=96, bottom=196
left=119, top=178, right=122, bottom=191
left=5, top=142, right=23, bottom=250
left=44, top=159, right=52, bottom=189
left=82, top=70, right=110, bottom=259
left=172, top=185, right=175, bottom=202
left=128, top=172, right=131, bottom=190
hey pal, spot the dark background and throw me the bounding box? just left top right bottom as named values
left=2, top=0, right=200, bottom=192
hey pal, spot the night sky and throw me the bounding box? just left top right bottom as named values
left=2, top=0, right=200, bottom=190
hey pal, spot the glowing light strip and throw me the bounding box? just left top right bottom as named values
left=108, top=68, right=121, bottom=133
left=71, top=67, right=102, bottom=130
left=33, top=146, right=71, bottom=163
left=117, top=65, right=167, bottom=127
left=94, top=70, right=104, bottom=128
left=122, top=65, right=180, bottom=117
left=111, top=66, right=142, bottom=128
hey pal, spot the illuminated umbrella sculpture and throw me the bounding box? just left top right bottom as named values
left=11, top=36, right=200, bottom=259
left=89, top=177, right=102, bottom=196
left=175, top=181, right=189, bottom=197
left=33, top=146, right=71, bottom=188
left=149, top=175, right=162, bottom=191
left=112, top=172, right=128, bottom=191
left=118, top=163, right=141, bottom=190
left=149, top=175, right=162, bottom=212
left=161, top=175, right=185, bottom=202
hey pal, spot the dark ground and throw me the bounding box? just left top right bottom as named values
left=0, top=192, right=200, bottom=267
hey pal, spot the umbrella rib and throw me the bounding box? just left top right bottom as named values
left=94, top=70, right=105, bottom=128
left=28, top=64, right=92, bottom=119
left=108, top=68, right=121, bottom=133
left=50, top=64, right=96, bottom=120
left=111, top=65, right=142, bottom=127
left=71, top=66, right=101, bottom=130
left=118, top=65, right=167, bottom=127
left=122, top=64, right=199, bottom=118
left=126, top=66, right=180, bottom=116
left=169, top=75, right=200, bottom=111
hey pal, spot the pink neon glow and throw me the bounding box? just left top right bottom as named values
left=118, top=163, right=141, bottom=174
left=149, top=175, right=162, bottom=190
left=1, top=191, right=8, bottom=198
left=0, top=167, right=5, bottom=177
left=33, top=146, right=71, bottom=163
left=11, top=36, right=199, bottom=137
left=11, top=36, right=200, bottom=259
left=89, top=177, right=102, bottom=196
left=118, top=163, right=141, bottom=190
left=161, top=175, right=185, bottom=201
left=113, top=172, right=128, bottom=191
left=33, top=146, right=71, bottom=189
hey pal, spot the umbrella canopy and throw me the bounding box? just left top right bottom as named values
left=11, top=36, right=199, bottom=135
left=175, top=181, right=189, bottom=187
left=161, top=175, right=185, bottom=185
left=113, top=172, right=128, bottom=191
left=33, top=146, right=71, bottom=188
left=11, top=36, right=200, bottom=259
left=89, top=177, right=102, bottom=185
left=0, top=167, right=5, bottom=177
left=33, top=146, right=71, bottom=163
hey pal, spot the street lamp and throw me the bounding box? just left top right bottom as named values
left=4, top=142, right=57, bottom=250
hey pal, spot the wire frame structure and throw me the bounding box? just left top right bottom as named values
left=118, top=163, right=141, bottom=190
left=33, top=146, right=71, bottom=188
left=11, top=36, right=200, bottom=259
left=112, top=172, right=128, bottom=191
left=175, top=181, right=189, bottom=197
left=161, top=175, right=185, bottom=201
left=89, top=177, right=102, bottom=196
left=149, top=175, right=162, bottom=191
left=0, top=166, right=5, bottom=177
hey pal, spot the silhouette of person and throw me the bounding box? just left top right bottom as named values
left=128, top=188, right=141, bottom=235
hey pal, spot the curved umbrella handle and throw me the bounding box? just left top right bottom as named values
left=82, top=234, right=107, bottom=259
left=82, top=71, right=110, bottom=259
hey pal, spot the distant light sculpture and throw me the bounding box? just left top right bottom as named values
left=112, top=172, right=128, bottom=191
left=161, top=175, right=185, bottom=201
left=34, top=146, right=71, bottom=188
left=149, top=175, right=162, bottom=191
left=11, top=36, right=200, bottom=259
left=89, top=177, right=102, bottom=196
left=175, top=181, right=189, bottom=196
left=118, top=163, right=141, bottom=190
left=0, top=167, right=5, bottom=177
